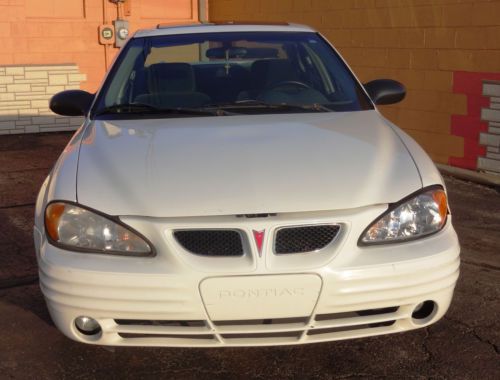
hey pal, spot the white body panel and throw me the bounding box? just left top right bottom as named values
left=76, top=112, right=420, bottom=217
left=34, top=211, right=459, bottom=347
left=135, top=23, right=315, bottom=38
left=200, top=274, right=322, bottom=320
left=387, top=121, right=446, bottom=187
left=34, top=23, right=460, bottom=347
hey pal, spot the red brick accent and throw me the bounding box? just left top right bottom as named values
left=450, top=71, right=500, bottom=170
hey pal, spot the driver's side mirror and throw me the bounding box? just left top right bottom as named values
left=49, top=90, right=94, bottom=117
left=363, top=79, right=406, bottom=105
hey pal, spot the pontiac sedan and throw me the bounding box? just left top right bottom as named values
left=35, top=22, right=460, bottom=347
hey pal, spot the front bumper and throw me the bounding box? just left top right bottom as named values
left=35, top=211, right=460, bottom=347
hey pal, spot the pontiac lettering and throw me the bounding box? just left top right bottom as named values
left=218, top=288, right=305, bottom=299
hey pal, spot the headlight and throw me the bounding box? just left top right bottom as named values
left=45, top=202, right=153, bottom=256
left=359, top=187, right=448, bottom=245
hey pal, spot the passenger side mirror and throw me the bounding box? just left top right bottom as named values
left=363, top=79, right=406, bottom=105
left=49, top=90, right=94, bottom=117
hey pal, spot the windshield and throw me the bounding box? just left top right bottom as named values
left=92, top=31, right=373, bottom=118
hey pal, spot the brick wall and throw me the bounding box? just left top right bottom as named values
left=0, top=65, right=86, bottom=135
left=208, top=0, right=500, bottom=169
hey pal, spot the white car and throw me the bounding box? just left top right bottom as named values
left=36, top=23, right=460, bottom=347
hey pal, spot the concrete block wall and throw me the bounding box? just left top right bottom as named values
left=208, top=0, right=500, bottom=167
left=0, top=65, right=86, bottom=134
left=0, top=0, right=201, bottom=135
left=0, top=0, right=200, bottom=94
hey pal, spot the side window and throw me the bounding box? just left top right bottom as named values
left=104, top=44, right=145, bottom=107
left=296, top=44, right=330, bottom=94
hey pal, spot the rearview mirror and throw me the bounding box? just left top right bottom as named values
left=363, top=79, right=406, bottom=105
left=49, top=90, right=94, bottom=117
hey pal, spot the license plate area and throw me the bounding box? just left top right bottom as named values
left=200, top=274, right=322, bottom=321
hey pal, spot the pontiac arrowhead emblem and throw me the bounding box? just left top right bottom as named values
left=252, top=230, right=265, bottom=257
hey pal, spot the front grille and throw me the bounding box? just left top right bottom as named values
left=115, top=320, right=206, bottom=327
left=275, top=224, right=341, bottom=254
left=107, top=305, right=404, bottom=346
left=174, top=230, right=244, bottom=256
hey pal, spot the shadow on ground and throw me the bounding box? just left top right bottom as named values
left=0, top=133, right=71, bottom=288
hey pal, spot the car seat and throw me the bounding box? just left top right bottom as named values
left=136, top=63, right=211, bottom=108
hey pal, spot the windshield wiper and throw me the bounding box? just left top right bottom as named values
left=209, top=100, right=333, bottom=113
left=93, top=103, right=230, bottom=117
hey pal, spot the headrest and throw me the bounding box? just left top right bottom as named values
left=251, top=59, right=298, bottom=87
left=148, top=62, right=195, bottom=93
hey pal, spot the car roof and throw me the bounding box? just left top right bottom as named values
left=134, top=22, right=316, bottom=38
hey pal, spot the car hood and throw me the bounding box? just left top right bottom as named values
left=77, top=111, right=421, bottom=217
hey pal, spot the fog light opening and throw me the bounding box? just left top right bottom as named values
left=411, top=301, right=437, bottom=324
left=75, top=316, right=102, bottom=336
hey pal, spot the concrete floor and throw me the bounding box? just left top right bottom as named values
left=0, top=132, right=498, bottom=379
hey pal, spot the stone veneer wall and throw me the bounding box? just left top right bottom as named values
left=479, top=81, right=500, bottom=174
left=0, top=64, right=86, bottom=134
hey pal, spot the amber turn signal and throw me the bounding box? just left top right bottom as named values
left=432, top=190, right=448, bottom=228
left=45, top=203, right=66, bottom=241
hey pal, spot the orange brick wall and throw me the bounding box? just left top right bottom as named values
left=0, top=0, right=199, bottom=93
left=208, top=0, right=500, bottom=166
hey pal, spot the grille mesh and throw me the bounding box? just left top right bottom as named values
left=174, top=230, right=244, bottom=256
left=275, top=225, right=340, bottom=254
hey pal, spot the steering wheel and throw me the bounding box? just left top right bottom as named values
left=266, top=80, right=311, bottom=91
